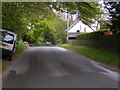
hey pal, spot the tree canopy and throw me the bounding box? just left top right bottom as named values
left=104, top=1, right=120, bottom=34
left=51, top=2, right=102, bottom=25
left=2, top=2, right=102, bottom=44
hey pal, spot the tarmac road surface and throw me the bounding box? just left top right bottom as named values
left=2, top=47, right=119, bottom=88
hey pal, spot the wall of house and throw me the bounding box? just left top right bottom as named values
left=68, top=21, right=100, bottom=33
left=68, top=33, right=77, bottom=37
left=66, top=21, right=100, bottom=40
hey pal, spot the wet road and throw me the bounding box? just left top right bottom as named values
left=3, top=47, right=119, bottom=88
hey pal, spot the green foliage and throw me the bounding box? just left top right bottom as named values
left=76, top=32, right=91, bottom=40
left=105, top=2, right=120, bottom=30
left=59, top=44, right=119, bottom=66
left=51, top=2, right=103, bottom=25
left=2, top=2, right=52, bottom=36
left=2, top=2, right=102, bottom=44
left=103, top=32, right=120, bottom=39
left=43, top=14, right=67, bottom=44
left=22, top=21, right=54, bottom=43
left=14, top=43, right=28, bottom=56
left=76, top=29, right=108, bottom=40
left=100, top=21, right=110, bottom=29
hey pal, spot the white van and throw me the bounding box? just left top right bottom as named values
left=0, top=29, right=17, bottom=60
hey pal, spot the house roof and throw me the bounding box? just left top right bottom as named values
left=65, top=20, right=98, bottom=32
left=65, top=20, right=80, bottom=32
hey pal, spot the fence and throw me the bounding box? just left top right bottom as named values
left=68, top=35, right=120, bottom=53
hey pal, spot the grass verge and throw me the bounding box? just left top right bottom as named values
left=14, top=43, right=28, bottom=56
left=59, top=44, right=120, bottom=66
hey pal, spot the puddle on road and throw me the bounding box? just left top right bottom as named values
left=91, top=60, right=119, bottom=81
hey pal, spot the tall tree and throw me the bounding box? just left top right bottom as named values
left=2, top=2, right=102, bottom=43
left=104, top=1, right=120, bottom=34
left=51, top=2, right=102, bottom=25
left=42, top=14, right=67, bottom=44
left=2, top=2, right=51, bottom=33
left=2, top=2, right=102, bottom=33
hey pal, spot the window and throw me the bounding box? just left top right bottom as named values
left=80, top=25, right=81, bottom=31
left=1, top=31, right=14, bottom=44
left=77, top=30, right=80, bottom=33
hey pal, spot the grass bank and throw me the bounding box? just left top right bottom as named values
left=59, top=44, right=120, bottom=66
left=14, top=43, right=28, bottom=56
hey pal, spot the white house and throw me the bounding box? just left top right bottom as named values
left=65, top=20, right=100, bottom=40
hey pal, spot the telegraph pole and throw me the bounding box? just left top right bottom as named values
left=66, top=10, right=70, bottom=28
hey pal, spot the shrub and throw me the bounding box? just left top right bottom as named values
left=76, top=29, right=108, bottom=40
left=102, top=32, right=120, bottom=39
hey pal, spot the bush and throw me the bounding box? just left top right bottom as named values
left=102, top=32, right=120, bottom=39
left=76, top=29, right=108, bottom=40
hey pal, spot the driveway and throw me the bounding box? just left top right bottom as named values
left=2, top=46, right=119, bottom=88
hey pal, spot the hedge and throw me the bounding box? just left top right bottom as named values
left=76, top=29, right=108, bottom=40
